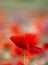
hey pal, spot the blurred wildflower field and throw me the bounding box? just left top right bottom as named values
left=0, top=0, right=48, bottom=65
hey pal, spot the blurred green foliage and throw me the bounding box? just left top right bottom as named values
left=0, top=0, right=48, bottom=11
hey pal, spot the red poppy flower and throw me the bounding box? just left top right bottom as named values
left=10, top=33, right=40, bottom=50
left=10, top=33, right=43, bottom=56
left=1, top=41, right=12, bottom=50
left=42, top=42, right=48, bottom=50
left=9, top=23, right=21, bottom=34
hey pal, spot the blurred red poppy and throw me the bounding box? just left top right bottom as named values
left=1, top=41, right=12, bottom=50
left=9, top=23, right=21, bottom=34
left=10, top=33, right=43, bottom=56
left=10, top=33, right=40, bottom=50
left=42, top=42, right=48, bottom=50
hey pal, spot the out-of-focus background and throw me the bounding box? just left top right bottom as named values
left=0, top=0, right=48, bottom=65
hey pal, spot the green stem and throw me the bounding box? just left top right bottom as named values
left=24, top=49, right=26, bottom=65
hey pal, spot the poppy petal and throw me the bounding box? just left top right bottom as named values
left=29, top=46, right=43, bottom=55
